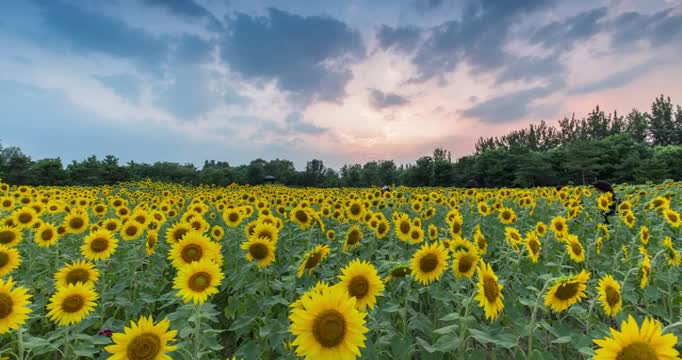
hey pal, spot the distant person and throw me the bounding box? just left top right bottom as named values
left=593, top=180, right=618, bottom=224
left=466, top=179, right=479, bottom=189
left=381, top=185, right=390, bottom=194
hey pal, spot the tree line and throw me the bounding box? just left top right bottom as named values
left=2, top=94, right=682, bottom=188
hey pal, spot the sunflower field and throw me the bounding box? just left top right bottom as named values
left=0, top=178, right=681, bottom=359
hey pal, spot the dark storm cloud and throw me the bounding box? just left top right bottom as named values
left=376, top=25, right=422, bottom=53
left=141, top=0, right=223, bottom=31
left=368, top=89, right=409, bottom=109
left=221, top=8, right=365, bottom=104
left=530, top=7, right=608, bottom=50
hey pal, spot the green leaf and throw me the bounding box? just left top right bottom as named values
left=551, top=336, right=572, bottom=344
left=433, top=324, right=458, bottom=335
left=439, top=313, right=460, bottom=321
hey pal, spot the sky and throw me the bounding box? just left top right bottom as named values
left=1, top=0, right=682, bottom=170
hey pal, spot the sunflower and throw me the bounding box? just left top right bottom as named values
left=0, top=196, right=14, bottom=211
left=663, top=208, right=681, bottom=228
left=0, top=245, right=21, bottom=277
left=102, top=218, right=122, bottom=233
left=621, top=210, right=636, bottom=228
left=534, top=222, right=547, bottom=237
left=145, top=231, right=158, bottom=256
left=12, top=207, right=38, bottom=229
left=168, top=230, right=220, bottom=269
left=452, top=247, right=479, bottom=279
left=593, top=315, right=679, bottom=360
left=222, top=208, right=243, bottom=228
left=250, top=222, right=279, bottom=244
left=374, top=219, right=390, bottom=239
left=326, top=230, right=336, bottom=241
left=46, top=283, right=98, bottom=326
left=346, top=200, right=365, bottom=221
left=525, top=231, right=541, bottom=263
left=662, top=237, right=681, bottom=266
left=165, top=222, right=192, bottom=244
left=173, top=259, right=224, bottom=304
left=408, top=226, right=425, bottom=244
left=498, top=207, right=517, bottom=225
left=597, top=193, right=612, bottom=212
left=550, top=216, right=568, bottom=240
left=597, top=274, right=622, bottom=317
left=449, top=237, right=476, bottom=254
left=427, top=224, right=438, bottom=240
left=337, top=259, right=385, bottom=310
left=596, top=236, right=603, bottom=255
left=0, top=277, right=31, bottom=334
left=34, top=222, right=59, bottom=247
left=449, top=216, right=463, bottom=239
left=297, top=244, right=331, bottom=278
left=343, top=226, right=364, bottom=251
left=240, top=237, right=276, bottom=268
left=291, top=207, right=314, bottom=230
left=393, top=213, right=412, bottom=241
left=504, top=227, right=522, bottom=252
left=411, top=242, right=450, bottom=285
left=81, top=229, right=118, bottom=261
left=473, top=225, right=487, bottom=254
left=54, top=260, right=100, bottom=287
left=64, top=211, right=89, bottom=234
left=290, top=281, right=331, bottom=311
left=0, top=226, right=22, bottom=247
left=544, top=270, right=590, bottom=313
left=384, top=264, right=412, bottom=282
left=477, top=202, right=491, bottom=216
left=105, top=315, right=177, bottom=360
left=639, top=255, right=651, bottom=289
left=474, top=262, right=504, bottom=321
left=289, top=286, right=367, bottom=360
left=210, top=225, right=224, bottom=241
left=120, top=221, right=144, bottom=241
left=565, top=234, right=585, bottom=263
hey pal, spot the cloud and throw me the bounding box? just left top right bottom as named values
left=414, top=0, right=445, bottom=13
left=141, top=0, right=223, bottom=31
left=285, top=112, right=327, bottom=134
left=567, top=60, right=657, bottom=95
left=409, top=0, right=557, bottom=82
left=460, top=78, right=564, bottom=123
left=94, top=74, right=141, bottom=102
left=530, top=7, right=608, bottom=50
left=495, top=55, right=563, bottom=84
left=376, top=25, right=421, bottom=53
left=221, top=8, right=365, bottom=104
left=368, top=89, right=409, bottom=109
left=609, top=8, right=682, bottom=49
left=154, top=67, right=224, bottom=120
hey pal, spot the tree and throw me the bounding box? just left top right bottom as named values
left=625, top=109, right=649, bottom=143
left=304, top=159, right=326, bottom=186
left=29, top=158, right=67, bottom=185
left=649, top=95, right=675, bottom=145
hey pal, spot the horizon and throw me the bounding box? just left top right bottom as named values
left=2, top=0, right=682, bottom=170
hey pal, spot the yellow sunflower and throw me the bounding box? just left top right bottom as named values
left=474, top=262, right=504, bottom=321
left=504, top=227, right=522, bottom=252
left=597, top=274, right=622, bottom=317
left=343, top=226, right=364, bottom=251
left=240, top=236, right=276, bottom=268
left=544, top=270, right=590, bottom=313
left=535, top=221, right=547, bottom=237
left=0, top=245, right=21, bottom=277
left=168, top=230, right=220, bottom=269
left=452, top=247, right=479, bottom=279
left=427, top=224, right=438, bottom=240
left=346, top=199, right=365, bottom=221
left=473, top=225, right=487, bottom=254
left=81, top=229, right=118, bottom=261
left=105, top=315, right=177, bottom=360
left=498, top=207, right=517, bottom=225
left=210, top=225, right=224, bottom=241
left=565, top=234, right=585, bottom=263
left=639, top=255, right=651, bottom=289
left=0, top=226, right=22, bottom=247
left=289, top=286, right=367, bottom=360
left=0, top=276, right=32, bottom=334
left=290, top=207, right=314, bottom=230
left=639, top=225, right=650, bottom=245
left=393, top=213, right=412, bottom=241
left=222, top=208, right=243, bottom=228
left=594, top=315, right=679, bottom=360
left=337, top=259, right=385, bottom=310
left=407, top=226, right=425, bottom=244
left=297, top=244, right=331, bottom=278
left=550, top=216, right=568, bottom=240
left=145, top=231, right=158, bottom=256
left=411, top=242, right=450, bottom=285
left=374, top=219, right=390, bottom=239
left=250, top=222, right=279, bottom=244
left=46, top=283, right=98, bottom=326
left=172, top=259, right=224, bottom=304
left=34, top=222, right=59, bottom=247
left=165, top=222, right=192, bottom=244
left=449, top=215, right=463, bottom=239
left=448, top=237, right=476, bottom=254
left=54, top=260, right=100, bottom=287
left=326, top=230, right=336, bottom=241
left=64, top=211, right=89, bottom=234
left=525, top=231, right=541, bottom=263
left=12, top=207, right=38, bottom=229
left=662, top=237, right=681, bottom=266
left=663, top=208, right=681, bottom=228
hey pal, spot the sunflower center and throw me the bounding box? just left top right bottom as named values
left=605, top=285, right=620, bottom=306
left=554, top=281, right=580, bottom=300
left=2, top=200, right=11, bottom=207
left=0, top=293, right=13, bottom=319
left=181, top=244, right=203, bottom=263
left=410, top=230, right=421, bottom=241
left=69, top=217, right=84, bottom=229
left=377, top=223, right=387, bottom=234
left=41, top=229, right=54, bottom=241
left=555, top=223, right=564, bottom=232
left=106, top=223, right=117, bottom=231
left=18, top=213, right=32, bottom=224
left=615, top=341, right=658, bottom=360
left=61, top=294, right=85, bottom=313
left=348, top=276, right=369, bottom=299
left=419, top=253, right=439, bottom=273
left=350, top=204, right=361, bottom=216
left=483, top=275, right=500, bottom=302
left=305, top=252, right=322, bottom=269
left=90, top=238, right=109, bottom=252
left=0, top=231, right=15, bottom=244
left=249, top=243, right=269, bottom=260
left=458, top=254, right=476, bottom=274
left=188, top=272, right=211, bottom=292
left=347, top=230, right=361, bottom=245
left=295, top=211, right=308, bottom=223
left=126, top=332, right=161, bottom=360
left=451, top=222, right=461, bottom=234
left=0, top=252, right=9, bottom=268
left=391, top=267, right=411, bottom=277
left=66, top=269, right=90, bottom=285
left=126, top=226, right=138, bottom=236
left=570, top=242, right=582, bottom=256
left=312, top=309, right=346, bottom=348
left=526, top=239, right=539, bottom=254
left=502, top=212, right=510, bottom=220
left=173, top=228, right=188, bottom=242
left=399, top=221, right=410, bottom=234
left=134, top=215, right=146, bottom=224
left=228, top=213, right=239, bottom=222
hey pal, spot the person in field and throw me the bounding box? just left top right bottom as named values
left=592, top=180, right=618, bottom=224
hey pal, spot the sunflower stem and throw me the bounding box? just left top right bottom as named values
left=458, top=280, right=476, bottom=355
left=528, top=277, right=552, bottom=356
left=662, top=320, right=682, bottom=334
left=17, top=327, right=25, bottom=360
left=194, top=302, right=203, bottom=360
